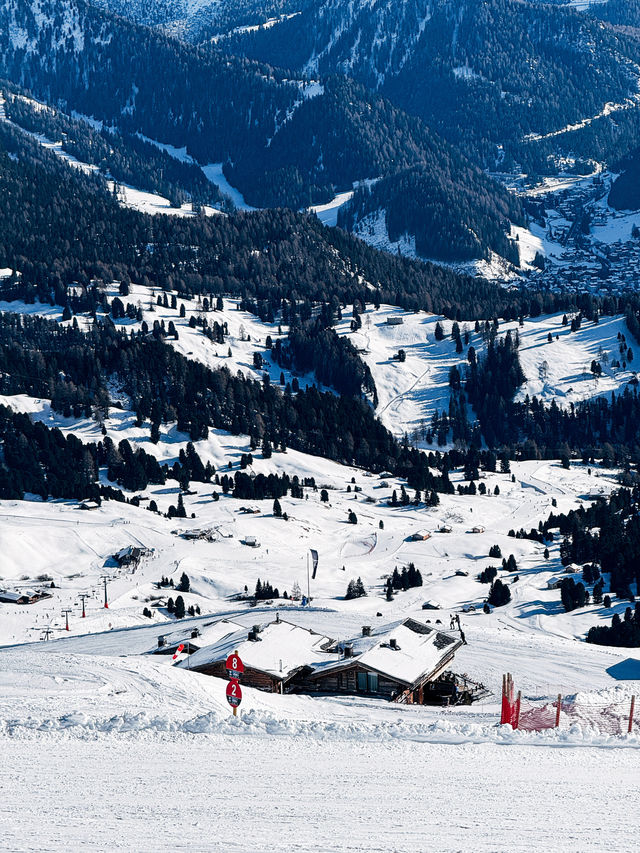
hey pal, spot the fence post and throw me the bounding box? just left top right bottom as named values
left=514, top=690, right=521, bottom=730
left=555, top=694, right=562, bottom=728
left=628, top=695, right=636, bottom=735
left=501, top=674, right=508, bottom=724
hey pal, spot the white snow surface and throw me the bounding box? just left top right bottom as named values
left=309, top=189, right=355, bottom=226
left=201, top=163, right=256, bottom=211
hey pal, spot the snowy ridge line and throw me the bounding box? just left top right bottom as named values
left=3, top=707, right=640, bottom=748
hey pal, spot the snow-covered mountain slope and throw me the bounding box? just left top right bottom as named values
left=0, top=294, right=630, bottom=660
left=1, top=297, right=639, bottom=848
left=228, top=0, right=640, bottom=169
left=0, top=288, right=628, bottom=674
left=0, top=0, right=525, bottom=262
left=0, top=114, right=223, bottom=218
left=88, top=0, right=306, bottom=42
left=336, top=306, right=636, bottom=444
left=0, top=287, right=317, bottom=390
left=0, top=447, right=625, bottom=667
left=7, top=294, right=634, bottom=451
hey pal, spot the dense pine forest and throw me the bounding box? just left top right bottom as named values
left=608, top=149, right=640, bottom=211
left=0, top=0, right=524, bottom=261
left=0, top=118, right=527, bottom=319
left=339, top=164, right=523, bottom=263
left=226, top=0, right=640, bottom=170
left=2, top=88, right=223, bottom=209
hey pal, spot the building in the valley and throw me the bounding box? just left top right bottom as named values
left=0, top=589, right=53, bottom=605
left=409, top=530, right=431, bottom=541
left=112, top=546, right=151, bottom=568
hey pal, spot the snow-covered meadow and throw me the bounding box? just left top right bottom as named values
left=337, top=305, right=636, bottom=442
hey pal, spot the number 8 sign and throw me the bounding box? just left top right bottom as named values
left=226, top=679, right=242, bottom=708
left=226, top=652, right=245, bottom=679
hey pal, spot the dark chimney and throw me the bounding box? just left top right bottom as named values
left=389, top=638, right=398, bottom=650
left=343, top=644, right=354, bottom=658
left=191, top=628, right=200, bottom=639
left=157, top=635, right=166, bottom=648
left=362, top=625, right=371, bottom=637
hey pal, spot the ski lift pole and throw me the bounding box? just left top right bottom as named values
left=100, top=575, right=110, bottom=609
left=78, top=593, right=89, bottom=618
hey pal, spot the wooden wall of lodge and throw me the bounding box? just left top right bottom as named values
left=193, top=660, right=283, bottom=692
left=299, top=652, right=457, bottom=703
left=191, top=651, right=457, bottom=702
left=298, top=665, right=400, bottom=700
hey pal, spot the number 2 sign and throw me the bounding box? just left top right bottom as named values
left=226, top=679, right=242, bottom=708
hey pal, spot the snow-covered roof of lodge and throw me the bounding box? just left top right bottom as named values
left=178, top=618, right=335, bottom=680
left=312, top=618, right=461, bottom=686
left=178, top=616, right=461, bottom=687
left=150, top=619, right=243, bottom=653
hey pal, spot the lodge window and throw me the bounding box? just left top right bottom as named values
left=357, top=672, right=378, bottom=693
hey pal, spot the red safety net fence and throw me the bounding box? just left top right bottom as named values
left=500, top=674, right=638, bottom=736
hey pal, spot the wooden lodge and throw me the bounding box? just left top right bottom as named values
left=295, top=619, right=461, bottom=704
left=112, top=545, right=151, bottom=568
left=179, top=618, right=334, bottom=693
left=409, top=530, right=431, bottom=541
left=0, top=589, right=53, bottom=605
left=177, top=616, right=462, bottom=703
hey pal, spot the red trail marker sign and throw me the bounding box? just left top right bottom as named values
left=225, top=651, right=244, bottom=715
left=226, top=653, right=245, bottom=679
left=226, top=679, right=242, bottom=708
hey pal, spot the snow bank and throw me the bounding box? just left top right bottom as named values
left=3, top=701, right=640, bottom=750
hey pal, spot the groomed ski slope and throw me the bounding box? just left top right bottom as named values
left=0, top=648, right=638, bottom=852
left=3, top=728, right=637, bottom=852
